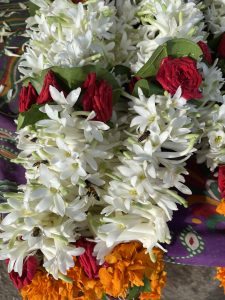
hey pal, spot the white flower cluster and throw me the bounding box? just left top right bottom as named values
left=112, top=0, right=140, bottom=67
left=205, top=0, right=225, bottom=35
left=198, top=60, right=225, bottom=104
left=93, top=88, right=197, bottom=261
left=19, top=0, right=116, bottom=77
left=132, top=0, right=206, bottom=71
left=197, top=100, right=225, bottom=171
left=0, top=86, right=114, bottom=279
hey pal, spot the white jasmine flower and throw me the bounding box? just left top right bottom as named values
left=198, top=60, right=224, bottom=103
left=19, top=0, right=116, bottom=77
left=205, top=0, right=225, bottom=35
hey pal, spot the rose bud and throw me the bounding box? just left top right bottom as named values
left=198, top=41, right=213, bottom=65
left=76, top=239, right=99, bottom=279
left=156, top=56, right=202, bottom=100
left=6, top=256, right=38, bottom=289
left=82, top=72, right=113, bottom=123
left=128, top=76, right=141, bottom=94
left=19, top=83, right=38, bottom=113
left=217, top=33, right=225, bottom=59
left=37, top=70, right=66, bottom=105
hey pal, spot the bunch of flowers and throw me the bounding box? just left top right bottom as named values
left=1, top=0, right=225, bottom=299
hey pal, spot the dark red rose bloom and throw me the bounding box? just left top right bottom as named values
left=156, top=56, right=203, bottom=100
left=6, top=256, right=38, bottom=289
left=217, top=33, right=225, bottom=59
left=19, top=83, right=38, bottom=113
left=218, top=165, right=225, bottom=198
left=37, top=70, right=66, bottom=105
left=128, top=76, right=142, bottom=94
left=198, top=41, right=213, bottom=64
left=82, top=72, right=112, bottom=123
left=76, top=239, right=99, bottom=279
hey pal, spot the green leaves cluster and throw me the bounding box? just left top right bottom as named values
left=136, top=38, right=203, bottom=78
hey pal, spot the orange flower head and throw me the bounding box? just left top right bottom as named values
left=98, top=242, right=166, bottom=299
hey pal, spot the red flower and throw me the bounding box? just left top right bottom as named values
left=217, top=33, right=225, bottom=59
left=128, top=76, right=141, bottom=94
left=19, top=83, right=38, bottom=113
left=76, top=239, right=99, bottom=279
left=82, top=73, right=112, bottom=123
left=37, top=70, right=65, bottom=105
left=6, top=256, right=38, bottom=289
left=218, top=165, right=225, bottom=198
left=197, top=41, right=213, bottom=64
left=156, top=56, right=203, bottom=100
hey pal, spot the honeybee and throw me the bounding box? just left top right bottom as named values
left=138, top=130, right=150, bottom=142
left=33, top=160, right=48, bottom=167
left=85, top=180, right=100, bottom=201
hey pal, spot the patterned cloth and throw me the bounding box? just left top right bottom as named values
left=165, top=159, right=225, bottom=267
left=0, top=0, right=225, bottom=268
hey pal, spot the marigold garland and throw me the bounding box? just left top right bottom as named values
left=21, top=243, right=166, bottom=300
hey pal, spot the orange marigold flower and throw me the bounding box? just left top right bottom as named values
left=216, top=267, right=225, bottom=293
left=216, top=199, right=225, bottom=216
left=139, top=248, right=166, bottom=300
left=67, top=264, right=104, bottom=300
left=98, top=242, right=166, bottom=299
left=21, top=269, right=74, bottom=300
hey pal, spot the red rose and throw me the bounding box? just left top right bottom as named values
left=82, top=73, right=112, bottom=123
left=37, top=70, right=65, bottom=105
left=218, top=165, right=225, bottom=198
left=19, top=83, right=38, bottom=113
left=156, top=56, right=203, bottom=100
left=76, top=239, right=99, bottom=279
left=6, top=256, right=38, bottom=289
left=197, top=41, right=213, bottom=64
left=128, top=76, right=141, bottom=94
left=217, top=33, right=225, bottom=59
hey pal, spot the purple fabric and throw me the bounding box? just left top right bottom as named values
left=165, top=160, right=225, bottom=267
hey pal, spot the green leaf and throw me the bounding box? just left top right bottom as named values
left=133, top=80, right=164, bottom=97
left=113, top=65, right=131, bottom=77
left=128, top=286, right=140, bottom=300
left=140, top=276, right=151, bottom=293
left=23, top=70, right=48, bottom=94
left=136, top=44, right=168, bottom=78
left=17, top=104, right=47, bottom=130
left=28, top=2, right=39, bottom=16
left=133, top=79, right=150, bottom=97
left=101, top=294, right=108, bottom=300
left=166, top=38, right=203, bottom=60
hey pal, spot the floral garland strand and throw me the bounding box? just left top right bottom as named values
left=1, top=0, right=225, bottom=299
